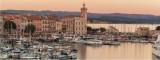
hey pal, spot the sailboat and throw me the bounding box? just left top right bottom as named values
left=152, top=35, right=160, bottom=58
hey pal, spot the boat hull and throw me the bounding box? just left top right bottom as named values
left=152, top=47, right=160, bottom=58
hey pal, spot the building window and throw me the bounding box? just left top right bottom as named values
left=76, top=27, right=77, bottom=31
left=76, top=22, right=77, bottom=25
left=18, top=25, right=20, bottom=27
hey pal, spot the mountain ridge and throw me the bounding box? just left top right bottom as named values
left=1, top=10, right=160, bottom=24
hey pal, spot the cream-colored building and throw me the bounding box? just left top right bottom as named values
left=41, top=18, right=50, bottom=33
left=20, top=17, right=28, bottom=33
left=23, top=14, right=42, bottom=33
left=55, top=20, right=62, bottom=32
left=62, top=3, right=87, bottom=35
left=88, top=24, right=160, bottom=32
left=42, top=14, right=62, bottom=33
left=135, top=27, right=150, bottom=36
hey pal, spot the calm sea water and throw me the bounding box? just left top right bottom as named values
left=73, top=42, right=158, bottom=60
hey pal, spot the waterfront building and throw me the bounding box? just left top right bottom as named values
left=1, top=14, right=21, bottom=34
left=149, top=30, right=160, bottom=40
left=41, top=16, right=50, bottom=33
left=135, top=27, right=150, bottom=37
left=19, top=16, right=29, bottom=34
left=149, top=30, right=160, bottom=36
left=24, top=14, right=42, bottom=33
left=0, top=3, right=88, bottom=35
left=11, top=14, right=23, bottom=34
left=55, top=20, right=62, bottom=32
left=87, top=24, right=160, bottom=32
left=62, top=3, right=87, bottom=35
left=42, top=14, right=62, bottom=33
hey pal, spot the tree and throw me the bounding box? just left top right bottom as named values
left=156, top=26, right=160, bottom=31
left=87, top=27, right=92, bottom=34
left=100, top=27, right=106, bottom=32
left=3, top=21, right=17, bottom=34
left=24, top=24, right=36, bottom=35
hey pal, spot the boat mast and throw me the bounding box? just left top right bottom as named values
left=7, top=21, right=9, bottom=37
left=11, top=22, right=15, bottom=49
left=11, top=21, right=13, bottom=36
left=29, top=24, right=32, bottom=41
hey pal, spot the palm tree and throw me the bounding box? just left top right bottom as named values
left=24, top=24, right=36, bottom=36
left=100, top=27, right=106, bottom=32
left=3, top=21, right=16, bottom=35
left=87, top=26, right=92, bottom=34
left=156, top=26, right=160, bottom=31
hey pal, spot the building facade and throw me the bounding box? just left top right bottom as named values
left=87, top=24, right=160, bottom=32
left=55, top=20, right=62, bottom=32
left=62, top=3, right=87, bottom=35
left=0, top=3, right=87, bottom=35
left=23, top=14, right=42, bottom=33
left=42, top=14, right=62, bottom=33
left=135, top=27, right=150, bottom=37
left=1, top=14, right=20, bottom=34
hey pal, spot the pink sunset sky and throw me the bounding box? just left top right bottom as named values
left=0, top=0, right=160, bottom=15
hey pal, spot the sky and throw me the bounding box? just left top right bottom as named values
left=0, top=0, right=160, bottom=15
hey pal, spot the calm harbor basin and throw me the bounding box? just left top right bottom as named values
left=73, top=42, right=157, bottom=60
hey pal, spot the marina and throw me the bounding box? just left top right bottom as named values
left=0, top=0, right=160, bottom=60
left=0, top=34, right=159, bottom=60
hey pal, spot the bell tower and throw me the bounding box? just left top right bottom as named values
left=81, top=2, right=87, bottom=19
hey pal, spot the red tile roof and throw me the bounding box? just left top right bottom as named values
left=1, top=14, right=23, bottom=20
left=1, top=13, right=63, bottom=22
left=21, top=13, right=42, bottom=20
left=44, top=14, right=62, bottom=21
left=63, top=14, right=81, bottom=18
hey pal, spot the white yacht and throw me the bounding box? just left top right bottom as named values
left=0, top=53, right=8, bottom=59
left=20, top=53, right=40, bottom=59
left=103, top=41, right=120, bottom=45
left=152, top=35, right=160, bottom=58
left=85, top=40, right=103, bottom=45
left=71, top=37, right=83, bottom=43
left=139, top=40, right=149, bottom=43
left=131, top=39, right=140, bottom=43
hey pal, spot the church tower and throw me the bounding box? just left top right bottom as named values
left=81, top=2, right=87, bottom=19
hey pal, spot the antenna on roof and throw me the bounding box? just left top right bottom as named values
left=83, top=0, right=86, bottom=7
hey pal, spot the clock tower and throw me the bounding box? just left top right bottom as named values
left=81, top=2, right=87, bottom=19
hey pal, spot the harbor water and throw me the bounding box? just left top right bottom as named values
left=73, top=42, right=158, bottom=60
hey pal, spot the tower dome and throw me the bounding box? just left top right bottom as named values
left=81, top=2, right=87, bottom=18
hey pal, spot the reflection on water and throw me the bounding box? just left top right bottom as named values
left=73, top=42, right=158, bottom=60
